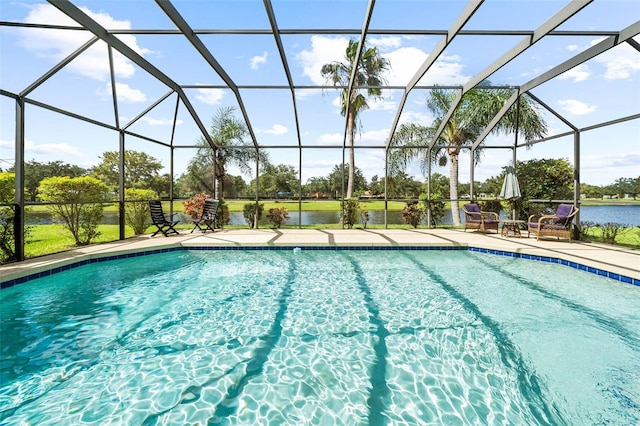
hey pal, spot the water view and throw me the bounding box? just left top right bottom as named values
left=25, top=205, right=640, bottom=227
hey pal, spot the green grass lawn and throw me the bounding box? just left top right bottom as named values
left=580, top=226, right=640, bottom=249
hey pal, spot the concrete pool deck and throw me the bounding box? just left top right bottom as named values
left=1, top=228, right=639, bottom=286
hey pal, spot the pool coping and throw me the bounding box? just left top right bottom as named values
left=2, top=229, right=639, bottom=289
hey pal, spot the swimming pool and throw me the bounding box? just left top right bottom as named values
left=1, top=249, right=639, bottom=425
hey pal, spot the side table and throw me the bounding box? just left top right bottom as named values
left=500, top=219, right=526, bottom=238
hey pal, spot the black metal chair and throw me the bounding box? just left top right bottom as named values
left=148, top=200, right=180, bottom=237
left=191, top=199, right=219, bottom=233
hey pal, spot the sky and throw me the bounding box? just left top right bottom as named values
left=1, top=0, right=639, bottom=188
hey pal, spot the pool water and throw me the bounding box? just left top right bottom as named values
left=1, top=250, right=639, bottom=425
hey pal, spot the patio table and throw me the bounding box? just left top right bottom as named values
left=500, top=219, right=527, bottom=238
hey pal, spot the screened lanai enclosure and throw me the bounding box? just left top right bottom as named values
left=1, top=0, right=639, bottom=261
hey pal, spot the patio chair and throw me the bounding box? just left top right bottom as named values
left=148, top=200, right=180, bottom=237
left=462, top=203, right=499, bottom=233
left=191, top=199, right=219, bottom=233
left=528, top=204, right=579, bottom=242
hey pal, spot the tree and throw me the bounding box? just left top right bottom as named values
left=250, top=164, right=298, bottom=198
left=581, top=183, right=604, bottom=199
left=38, top=176, right=109, bottom=246
left=477, top=175, right=502, bottom=197
left=303, top=176, right=331, bottom=197
left=381, top=172, right=422, bottom=198
left=125, top=188, right=158, bottom=235
left=8, top=160, right=86, bottom=202
left=515, top=158, right=573, bottom=218
left=188, top=106, right=267, bottom=200
left=321, top=39, right=390, bottom=198
left=390, top=84, right=547, bottom=226
left=368, top=175, right=382, bottom=195
left=91, top=150, right=164, bottom=194
left=225, top=175, right=249, bottom=199
left=327, top=164, right=366, bottom=199
left=0, top=173, right=17, bottom=262
left=612, top=177, right=639, bottom=199
left=424, top=173, right=450, bottom=199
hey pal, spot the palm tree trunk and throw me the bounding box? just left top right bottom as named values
left=449, top=153, right=461, bottom=227
left=214, top=158, right=224, bottom=200
left=347, top=109, right=356, bottom=198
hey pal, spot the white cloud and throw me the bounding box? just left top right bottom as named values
left=141, top=117, right=184, bottom=126
left=250, top=51, right=268, bottom=70
left=369, top=36, right=403, bottom=51
left=195, top=88, right=225, bottom=105
left=355, top=129, right=390, bottom=144
left=297, top=36, right=349, bottom=85
left=97, top=82, right=147, bottom=103
left=19, top=4, right=151, bottom=82
left=566, top=44, right=579, bottom=52
left=331, top=96, right=342, bottom=111
left=593, top=41, right=640, bottom=80
left=316, top=133, right=343, bottom=145
left=368, top=96, right=397, bottom=111
left=383, top=47, right=428, bottom=86
left=315, top=128, right=390, bottom=146
left=25, top=140, right=83, bottom=157
left=296, top=35, right=468, bottom=93
left=385, top=48, right=469, bottom=86
left=581, top=151, right=640, bottom=184
left=558, top=64, right=590, bottom=82
left=260, top=124, right=288, bottom=135
left=399, top=110, right=432, bottom=126
left=558, top=99, right=597, bottom=115
left=294, top=88, right=319, bottom=100
left=606, top=151, right=640, bottom=168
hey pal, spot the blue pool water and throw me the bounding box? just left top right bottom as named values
left=1, top=250, right=639, bottom=425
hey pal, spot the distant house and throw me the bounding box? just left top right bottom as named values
left=276, top=191, right=293, bottom=199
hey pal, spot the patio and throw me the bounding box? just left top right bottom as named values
left=2, top=228, right=638, bottom=286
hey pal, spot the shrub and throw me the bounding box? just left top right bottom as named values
left=402, top=201, right=424, bottom=228
left=599, top=222, right=629, bottom=245
left=125, top=188, right=158, bottom=235
left=575, top=220, right=597, bottom=241
left=215, top=200, right=230, bottom=229
left=243, top=202, right=264, bottom=228
left=38, top=176, right=109, bottom=246
left=420, top=193, right=445, bottom=227
left=267, top=207, right=289, bottom=228
left=360, top=207, right=370, bottom=229
left=183, top=193, right=209, bottom=218
left=0, top=172, right=17, bottom=262
left=479, top=199, right=504, bottom=214
left=0, top=206, right=17, bottom=263
left=341, top=198, right=360, bottom=229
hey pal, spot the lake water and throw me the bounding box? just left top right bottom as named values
left=25, top=204, right=640, bottom=227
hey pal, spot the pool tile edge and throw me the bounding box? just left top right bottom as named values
left=2, top=243, right=638, bottom=289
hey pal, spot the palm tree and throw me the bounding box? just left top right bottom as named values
left=321, top=39, right=390, bottom=198
left=390, top=84, right=547, bottom=226
left=188, top=106, right=268, bottom=199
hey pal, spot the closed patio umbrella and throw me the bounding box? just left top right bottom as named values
left=500, top=165, right=521, bottom=200
left=500, top=165, right=521, bottom=219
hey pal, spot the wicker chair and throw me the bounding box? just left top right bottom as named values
left=462, top=203, right=499, bottom=233
left=528, top=204, right=579, bottom=242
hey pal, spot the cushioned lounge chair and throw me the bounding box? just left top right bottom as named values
left=190, top=199, right=219, bottom=233
left=149, top=199, right=180, bottom=237
left=462, top=203, right=499, bottom=233
left=528, top=203, right=579, bottom=242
